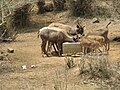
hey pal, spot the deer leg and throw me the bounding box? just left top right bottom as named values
left=55, top=43, right=59, bottom=50
left=57, top=42, right=62, bottom=56
left=47, top=41, right=52, bottom=53
left=53, top=43, right=58, bottom=53
left=104, top=43, right=107, bottom=51
left=84, top=47, right=88, bottom=54
left=41, top=39, right=49, bottom=57
left=106, top=42, right=109, bottom=55
left=107, top=41, right=110, bottom=51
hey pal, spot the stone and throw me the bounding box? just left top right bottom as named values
left=62, top=42, right=82, bottom=55
left=7, top=47, right=14, bottom=53
left=92, top=18, right=100, bottom=23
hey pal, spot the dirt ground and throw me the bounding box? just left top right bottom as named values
left=0, top=11, right=120, bottom=90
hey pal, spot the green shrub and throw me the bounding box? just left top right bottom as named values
left=68, top=0, right=94, bottom=17
left=53, top=0, right=66, bottom=11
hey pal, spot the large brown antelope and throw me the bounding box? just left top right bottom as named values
left=38, top=27, right=77, bottom=56
left=48, top=22, right=84, bottom=36
left=46, top=22, right=84, bottom=55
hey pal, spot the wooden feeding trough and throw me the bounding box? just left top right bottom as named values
left=62, top=42, right=82, bottom=56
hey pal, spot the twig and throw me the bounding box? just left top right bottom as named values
left=3, top=0, right=12, bottom=15
left=0, top=21, right=6, bottom=26
left=116, top=8, right=120, bottom=15
left=64, top=67, right=68, bottom=90
left=28, top=4, right=35, bottom=13
left=0, top=29, right=7, bottom=38
left=1, top=0, right=5, bottom=23
left=0, top=0, right=12, bottom=9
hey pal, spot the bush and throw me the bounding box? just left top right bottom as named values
left=94, top=6, right=112, bottom=18
left=68, top=0, right=94, bottom=17
left=113, top=0, right=120, bottom=18
left=8, top=4, right=30, bottom=29
left=53, top=0, right=66, bottom=11
left=0, top=4, right=30, bottom=42
left=37, top=0, right=45, bottom=14
left=79, top=53, right=120, bottom=90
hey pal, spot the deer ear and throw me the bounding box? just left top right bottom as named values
left=76, top=25, right=79, bottom=28
left=83, top=26, right=85, bottom=28
left=82, top=34, right=85, bottom=36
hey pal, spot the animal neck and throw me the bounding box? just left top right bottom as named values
left=64, top=36, right=74, bottom=42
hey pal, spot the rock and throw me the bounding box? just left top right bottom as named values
left=112, top=36, right=120, bottom=42
left=90, top=82, right=95, bottom=85
left=22, top=65, right=27, bottom=70
left=62, top=42, right=82, bottom=55
left=92, top=18, right=100, bottom=23
left=83, top=81, right=88, bottom=84
left=7, top=47, right=14, bottom=53
left=31, top=65, right=36, bottom=68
